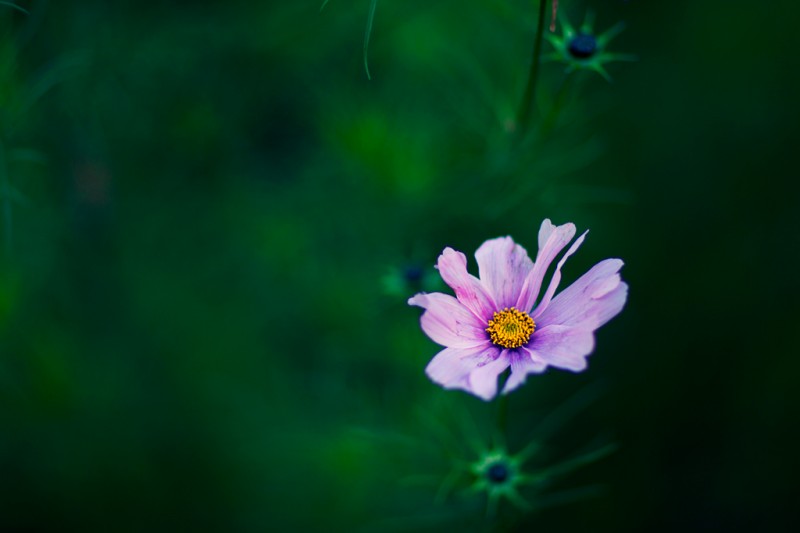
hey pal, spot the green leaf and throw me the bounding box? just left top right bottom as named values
left=21, top=51, right=88, bottom=114
left=532, top=443, right=617, bottom=481
left=0, top=1, right=29, bottom=15
left=363, top=0, right=378, bottom=80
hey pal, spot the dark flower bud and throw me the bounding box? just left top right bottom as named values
left=545, top=13, right=634, bottom=81
left=487, top=462, right=509, bottom=483
left=403, top=265, right=423, bottom=284
left=568, top=33, right=598, bottom=59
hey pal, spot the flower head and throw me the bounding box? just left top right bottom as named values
left=546, top=12, right=635, bottom=81
left=409, top=219, right=627, bottom=400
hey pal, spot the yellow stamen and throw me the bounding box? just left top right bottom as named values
left=486, top=307, right=535, bottom=349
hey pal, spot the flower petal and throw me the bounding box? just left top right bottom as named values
left=528, top=325, right=595, bottom=372
left=425, top=344, right=499, bottom=393
left=474, top=237, right=534, bottom=310
left=437, top=247, right=497, bottom=321
left=516, top=220, right=576, bottom=313
left=502, top=347, right=547, bottom=394
left=537, top=259, right=627, bottom=330
left=408, top=292, right=487, bottom=348
left=532, top=230, right=587, bottom=319
left=537, top=218, right=558, bottom=248
left=467, top=350, right=511, bottom=401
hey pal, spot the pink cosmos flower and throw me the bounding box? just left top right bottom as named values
left=408, top=219, right=628, bottom=400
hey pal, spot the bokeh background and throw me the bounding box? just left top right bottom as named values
left=1, top=0, right=798, bottom=531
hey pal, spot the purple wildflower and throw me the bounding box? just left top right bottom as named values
left=408, top=219, right=628, bottom=400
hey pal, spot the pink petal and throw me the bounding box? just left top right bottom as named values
left=528, top=325, right=595, bottom=372
left=408, top=292, right=487, bottom=348
left=537, top=218, right=558, bottom=248
left=467, top=350, right=511, bottom=401
left=537, top=259, right=628, bottom=330
left=437, top=247, right=497, bottom=321
left=425, top=344, right=499, bottom=393
left=502, top=347, right=547, bottom=394
left=516, top=220, right=576, bottom=313
left=532, top=230, right=588, bottom=319
left=474, top=237, right=534, bottom=309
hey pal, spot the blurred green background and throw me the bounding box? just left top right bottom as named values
left=1, top=0, right=798, bottom=531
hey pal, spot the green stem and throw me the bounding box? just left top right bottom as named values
left=540, top=71, right=574, bottom=136
left=0, top=140, right=11, bottom=259
left=495, top=392, right=509, bottom=441
left=515, top=0, right=549, bottom=134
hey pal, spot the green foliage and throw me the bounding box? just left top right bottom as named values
left=1, top=0, right=798, bottom=531
left=0, top=2, right=28, bottom=15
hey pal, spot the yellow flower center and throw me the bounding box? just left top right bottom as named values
left=486, top=307, right=535, bottom=349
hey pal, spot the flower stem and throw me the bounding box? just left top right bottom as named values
left=0, top=140, right=11, bottom=260
left=495, top=392, right=509, bottom=440
left=540, top=71, right=574, bottom=136
left=515, top=0, right=549, bottom=135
